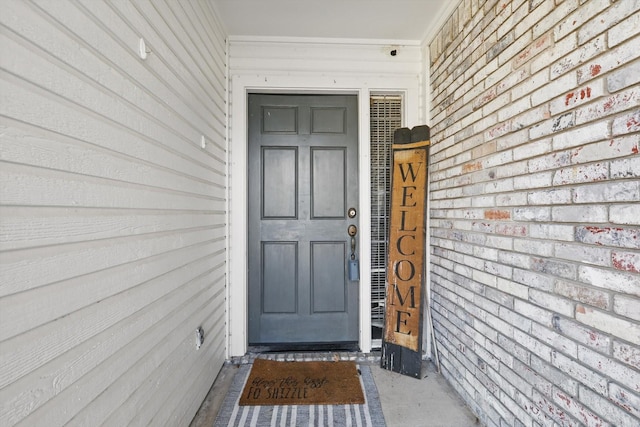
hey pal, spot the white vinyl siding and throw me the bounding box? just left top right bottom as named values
left=0, top=1, right=227, bottom=426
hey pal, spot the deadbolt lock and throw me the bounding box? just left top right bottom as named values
left=348, top=207, right=357, bottom=218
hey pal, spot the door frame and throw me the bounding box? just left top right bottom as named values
left=228, top=74, right=420, bottom=357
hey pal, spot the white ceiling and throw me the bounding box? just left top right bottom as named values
left=211, top=0, right=452, bottom=41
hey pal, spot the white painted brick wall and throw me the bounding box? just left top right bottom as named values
left=429, top=0, right=640, bottom=425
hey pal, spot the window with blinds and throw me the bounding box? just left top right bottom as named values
left=369, top=95, right=402, bottom=343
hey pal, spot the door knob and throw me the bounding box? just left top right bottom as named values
left=348, top=225, right=358, bottom=261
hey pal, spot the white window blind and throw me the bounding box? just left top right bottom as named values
left=369, top=95, right=402, bottom=341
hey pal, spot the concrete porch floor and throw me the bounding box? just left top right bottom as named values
left=190, top=352, right=479, bottom=427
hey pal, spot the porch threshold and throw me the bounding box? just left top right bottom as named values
left=229, top=350, right=381, bottom=365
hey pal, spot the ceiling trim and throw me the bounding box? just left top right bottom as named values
left=228, top=35, right=423, bottom=46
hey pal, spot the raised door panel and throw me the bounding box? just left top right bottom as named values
left=262, top=242, right=297, bottom=313
left=262, top=147, right=297, bottom=219
left=311, top=242, right=346, bottom=313
left=262, top=106, right=298, bottom=134
left=311, top=148, right=345, bottom=219
left=311, top=107, right=346, bottom=134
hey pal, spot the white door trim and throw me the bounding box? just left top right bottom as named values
left=227, top=74, right=420, bottom=357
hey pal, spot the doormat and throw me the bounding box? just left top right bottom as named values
left=239, top=358, right=364, bottom=406
left=213, top=361, right=386, bottom=426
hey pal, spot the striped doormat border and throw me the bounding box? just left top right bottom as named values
left=213, top=362, right=386, bottom=427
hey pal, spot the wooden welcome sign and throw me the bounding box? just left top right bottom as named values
left=381, top=125, right=429, bottom=378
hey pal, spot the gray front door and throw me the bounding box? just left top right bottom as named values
left=248, top=94, right=359, bottom=346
